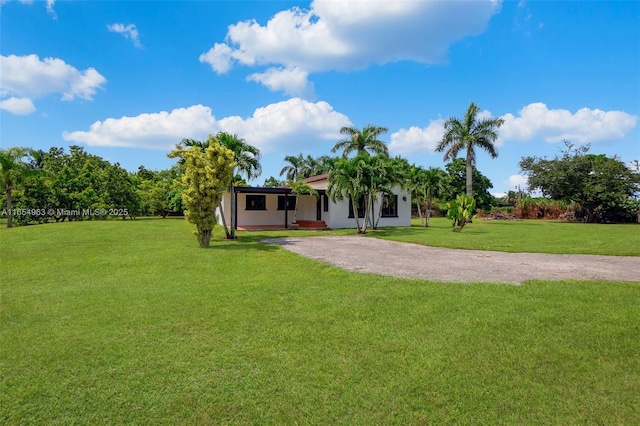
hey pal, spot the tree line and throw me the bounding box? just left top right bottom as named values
left=2, top=102, right=638, bottom=241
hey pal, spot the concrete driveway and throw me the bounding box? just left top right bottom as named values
left=263, top=236, right=640, bottom=284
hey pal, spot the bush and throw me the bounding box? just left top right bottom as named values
left=445, top=194, right=476, bottom=232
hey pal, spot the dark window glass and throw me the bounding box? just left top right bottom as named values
left=348, top=195, right=366, bottom=218
left=246, top=195, right=266, bottom=210
left=381, top=193, right=398, bottom=217
left=277, top=195, right=296, bottom=210
left=323, top=194, right=329, bottom=212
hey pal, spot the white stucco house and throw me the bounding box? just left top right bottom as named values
left=217, top=174, right=411, bottom=230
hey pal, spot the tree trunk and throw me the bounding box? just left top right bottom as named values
left=351, top=195, right=362, bottom=233
left=229, top=183, right=237, bottom=239
left=197, top=227, right=212, bottom=247
left=293, top=196, right=299, bottom=224
left=374, top=194, right=384, bottom=229
left=5, top=185, right=12, bottom=228
left=416, top=200, right=424, bottom=226
left=361, top=195, right=370, bottom=234
left=466, top=154, right=473, bottom=197
left=218, top=195, right=231, bottom=239
left=425, top=198, right=432, bottom=227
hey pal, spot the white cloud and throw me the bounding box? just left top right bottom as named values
left=0, top=97, right=36, bottom=115
left=499, top=103, right=638, bottom=144
left=198, top=43, right=234, bottom=74
left=200, top=0, right=501, bottom=96
left=46, top=0, right=56, bottom=19
left=0, top=54, right=106, bottom=114
left=389, top=102, right=638, bottom=154
left=63, top=105, right=216, bottom=149
left=389, top=119, right=446, bottom=155
left=246, top=67, right=313, bottom=98
left=62, top=98, right=351, bottom=152
left=507, top=174, right=528, bottom=189
left=107, top=23, right=143, bottom=49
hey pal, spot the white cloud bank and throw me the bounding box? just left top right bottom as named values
left=0, top=54, right=106, bottom=114
left=200, top=0, right=501, bottom=97
left=499, top=102, right=638, bottom=144
left=389, top=103, right=638, bottom=155
left=107, top=23, right=143, bottom=49
left=62, top=98, right=352, bottom=152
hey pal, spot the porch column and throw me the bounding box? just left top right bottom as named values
left=284, top=194, right=289, bottom=229
left=233, top=190, right=238, bottom=230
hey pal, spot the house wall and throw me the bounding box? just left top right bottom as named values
left=217, top=192, right=323, bottom=228
left=326, top=184, right=411, bottom=229
left=216, top=184, right=411, bottom=229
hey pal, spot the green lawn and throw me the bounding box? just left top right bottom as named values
left=369, top=217, right=640, bottom=256
left=1, top=219, right=639, bottom=424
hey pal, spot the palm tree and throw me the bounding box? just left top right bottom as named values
left=217, top=132, right=262, bottom=239
left=436, top=102, right=504, bottom=197
left=422, top=167, right=445, bottom=227
left=300, top=155, right=320, bottom=179
left=287, top=180, right=319, bottom=224
left=27, top=148, right=47, bottom=169
left=0, top=147, right=37, bottom=228
left=331, top=125, right=389, bottom=158
left=328, top=156, right=368, bottom=233
left=280, top=154, right=304, bottom=181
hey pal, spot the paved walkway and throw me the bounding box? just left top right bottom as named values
left=263, top=236, right=640, bottom=284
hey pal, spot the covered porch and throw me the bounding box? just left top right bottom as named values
left=223, top=186, right=328, bottom=230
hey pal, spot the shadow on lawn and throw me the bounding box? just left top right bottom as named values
left=205, top=239, right=281, bottom=252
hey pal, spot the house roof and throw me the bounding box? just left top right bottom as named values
left=232, top=173, right=330, bottom=194
left=233, top=186, right=325, bottom=195
left=300, top=173, right=329, bottom=184
left=279, top=173, right=330, bottom=190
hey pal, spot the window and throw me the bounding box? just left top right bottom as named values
left=277, top=195, right=296, bottom=211
left=381, top=193, right=398, bottom=217
left=323, top=194, right=329, bottom=212
left=348, top=195, right=366, bottom=218
left=245, top=195, right=266, bottom=210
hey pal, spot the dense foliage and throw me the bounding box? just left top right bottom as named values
left=441, top=158, right=494, bottom=211
left=520, top=143, right=640, bottom=222
left=168, top=143, right=235, bottom=247
left=0, top=146, right=190, bottom=227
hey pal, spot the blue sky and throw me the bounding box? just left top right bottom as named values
left=1, top=0, right=639, bottom=196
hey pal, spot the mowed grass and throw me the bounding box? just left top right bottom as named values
left=1, top=219, right=639, bottom=424
left=370, top=217, right=640, bottom=256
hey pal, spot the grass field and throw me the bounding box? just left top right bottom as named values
left=1, top=219, right=639, bottom=424
left=370, top=217, right=640, bottom=256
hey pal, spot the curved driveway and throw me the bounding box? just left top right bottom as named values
left=263, top=236, right=640, bottom=285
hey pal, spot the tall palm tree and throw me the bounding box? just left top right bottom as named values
left=328, top=156, right=367, bottom=233
left=217, top=132, right=262, bottom=239
left=436, top=102, right=504, bottom=197
left=280, top=154, right=304, bottom=181
left=331, top=125, right=389, bottom=158
left=0, top=147, right=36, bottom=228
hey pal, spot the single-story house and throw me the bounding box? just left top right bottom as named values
left=216, top=173, right=411, bottom=229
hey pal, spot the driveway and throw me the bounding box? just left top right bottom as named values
left=263, top=236, right=640, bottom=284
